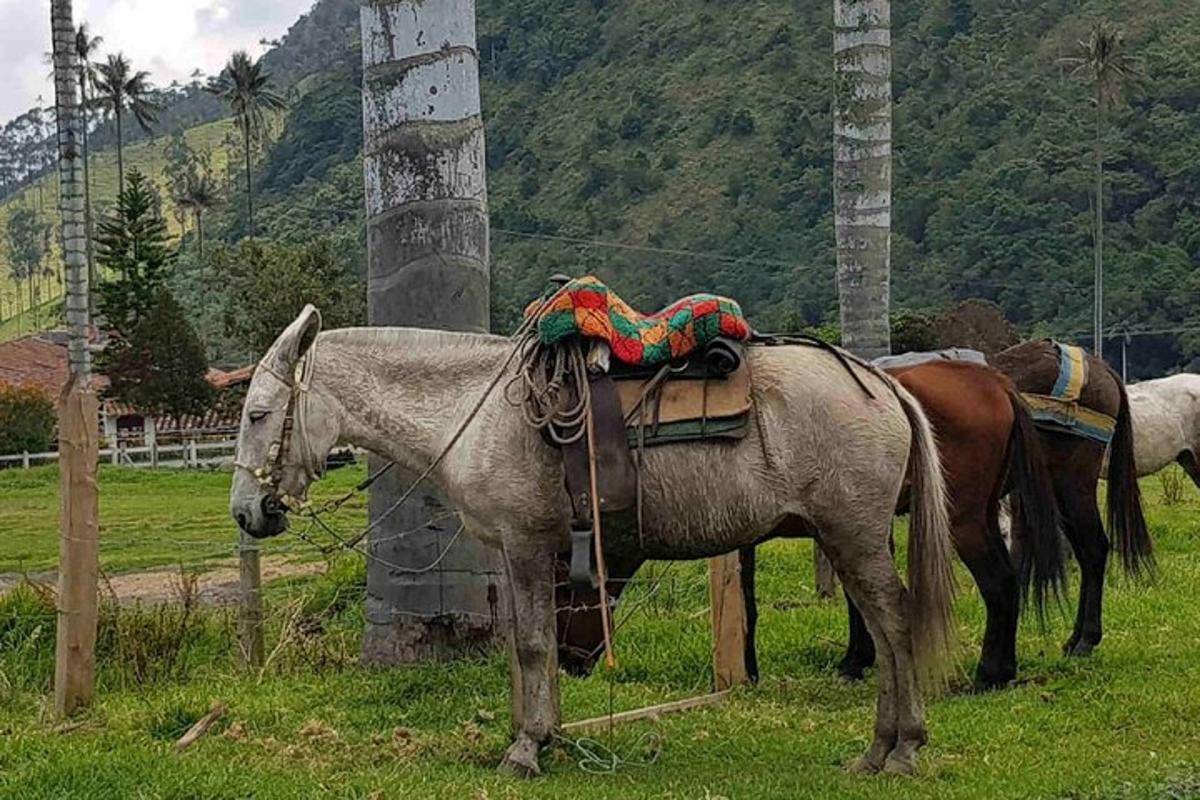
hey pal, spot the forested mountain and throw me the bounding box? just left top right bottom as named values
left=5, top=0, right=1200, bottom=374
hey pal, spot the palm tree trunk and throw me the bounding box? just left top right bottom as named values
left=1093, top=93, right=1104, bottom=359
left=359, top=0, right=500, bottom=664
left=824, top=0, right=893, bottom=597
left=115, top=105, right=124, bottom=194
left=833, top=0, right=892, bottom=360
left=80, top=71, right=96, bottom=316
left=243, top=124, right=254, bottom=237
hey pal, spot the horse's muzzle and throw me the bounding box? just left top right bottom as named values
left=232, top=495, right=289, bottom=539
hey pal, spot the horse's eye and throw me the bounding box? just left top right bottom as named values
left=248, top=410, right=269, bottom=424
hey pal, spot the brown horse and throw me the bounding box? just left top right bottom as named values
left=557, top=360, right=1065, bottom=690
left=989, top=340, right=1153, bottom=656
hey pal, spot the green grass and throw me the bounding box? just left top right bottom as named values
left=0, top=463, right=365, bottom=574
left=0, top=120, right=236, bottom=343
left=0, top=468, right=1198, bottom=798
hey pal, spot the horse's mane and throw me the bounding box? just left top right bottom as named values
left=319, top=327, right=510, bottom=352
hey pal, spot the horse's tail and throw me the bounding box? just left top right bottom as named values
left=1004, top=386, right=1066, bottom=621
left=1105, top=365, right=1156, bottom=578
left=893, top=382, right=958, bottom=685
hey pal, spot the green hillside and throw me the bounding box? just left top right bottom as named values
left=5, top=0, right=1200, bottom=375
left=0, top=120, right=235, bottom=333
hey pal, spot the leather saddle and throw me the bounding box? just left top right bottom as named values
left=529, top=276, right=754, bottom=588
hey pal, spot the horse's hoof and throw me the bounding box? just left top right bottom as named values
left=882, top=753, right=916, bottom=776
left=849, top=755, right=882, bottom=775
left=1063, top=639, right=1097, bottom=658
left=972, top=670, right=1015, bottom=693
left=498, top=738, right=541, bottom=778
left=837, top=662, right=868, bottom=682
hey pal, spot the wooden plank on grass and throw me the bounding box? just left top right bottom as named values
left=708, top=552, right=749, bottom=691
left=175, top=702, right=227, bottom=752
left=561, top=691, right=730, bottom=735
left=54, top=378, right=100, bottom=718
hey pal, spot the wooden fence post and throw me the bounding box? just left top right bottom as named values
left=814, top=547, right=838, bottom=599
left=708, top=552, right=749, bottom=691
left=238, top=531, right=265, bottom=669
left=21, top=451, right=30, bottom=470
left=54, top=378, right=100, bottom=717
left=146, top=417, right=157, bottom=469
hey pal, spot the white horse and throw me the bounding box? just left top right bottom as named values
left=229, top=306, right=958, bottom=777
left=1120, top=374, right=1200, bottom=482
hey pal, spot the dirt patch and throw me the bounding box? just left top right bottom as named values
left=0, top=558, right=326, bottom=606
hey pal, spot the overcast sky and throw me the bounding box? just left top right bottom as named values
left=0, top=0, right=315, bottom=122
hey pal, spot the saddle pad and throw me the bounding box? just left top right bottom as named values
left=1021, top=342, right=1114, bottom=444
left=1049, top=342, right=1088, bottom=402
left=1022, top=393, right=1116, bottom=444
left=527, top=276, right=751, bottom=366
left=873, top=348, right=988, bottom=370
left=616, top=362, right=753, bottom=427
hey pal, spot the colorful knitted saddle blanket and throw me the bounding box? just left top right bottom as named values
left=525, top=276, right=752, bottom=366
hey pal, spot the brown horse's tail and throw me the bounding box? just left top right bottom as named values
left=893, top=382, right=958, bottom=686
left=1106, top=366, right=1156, bottom=578
left=1005, top=387, right=1066, bottom=621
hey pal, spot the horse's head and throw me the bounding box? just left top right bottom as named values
left=230, top=305, right=336, bottom=539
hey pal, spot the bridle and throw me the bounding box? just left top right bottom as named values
left=234, top=343, right=324, bottom=513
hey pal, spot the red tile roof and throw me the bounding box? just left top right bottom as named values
left=0, top=336, right=252, bottom=398
left=0, top=336, right=106, bottom=396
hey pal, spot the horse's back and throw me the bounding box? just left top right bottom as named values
left=746, top=344, right=913, bottom=486
left=991, top=340, right=1121, bottom=418
left=887, top=361, right=1013, bottom=448
left=1127, top=373, right=1200, bottom=473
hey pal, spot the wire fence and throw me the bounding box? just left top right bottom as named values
left=0, top=457, right=726, bottom=689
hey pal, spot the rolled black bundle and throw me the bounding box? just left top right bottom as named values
left=703, top=338, right=745, bottom=377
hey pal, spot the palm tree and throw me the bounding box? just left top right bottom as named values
left=205, top=51, right=286, bottom=237
left=75, top=24, right=102, bottom=309
left=49, top=1, right=90, bottom=375
left=833, top=0, right=892, bottom=361
left=823, top=0, right=893, bottom=597
left=174, top=172, right=219, bottom=257
left=358, top=0, right=499, bottom=663
left=1061, top=22, right=1140, bottom=359
left=92, top=53, right=160, bottom=192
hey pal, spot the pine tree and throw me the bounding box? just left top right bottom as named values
left=104, top=287, right=214, bottom=418
left=95, top=168, right=173, bottom=332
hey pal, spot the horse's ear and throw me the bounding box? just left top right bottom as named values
left=295, top=304, right=322, bottom=360
left=265, top=305, right=324, bottom=371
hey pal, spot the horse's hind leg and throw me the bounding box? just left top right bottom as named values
left=845, top=553, right=929, bottom=774
left=839, top=595, right=876, bottom=680
left=821, top=530, right=922, bottom=775
left=961, top=508, right=1019, bottom=689
left=1057, top=473, right=1108, bottom=656
left=838, top=531, right=896, bottom=681
left=1178, top=450, right=1200, bottom=489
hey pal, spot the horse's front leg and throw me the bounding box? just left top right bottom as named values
left=500, top=540, right=560, bottom=777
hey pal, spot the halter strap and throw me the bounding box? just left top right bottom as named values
left=242, top=345, right=324, bottom=507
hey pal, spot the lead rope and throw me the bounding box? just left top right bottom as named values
left=585, top=403, right=616, bottom=671
left=303, top=284, right=577, bottom=550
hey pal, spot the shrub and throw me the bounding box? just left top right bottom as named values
left=0, top=386, right=55, bottom=456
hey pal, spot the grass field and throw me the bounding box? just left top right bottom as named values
left=0, top=464, right=363, bottom=574
left=0, top=465, right=1198, bottom=798
left=0, top=120, right=235, bottom=342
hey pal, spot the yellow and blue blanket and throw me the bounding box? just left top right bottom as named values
left=1021, top=343, right=1116, bottom=445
